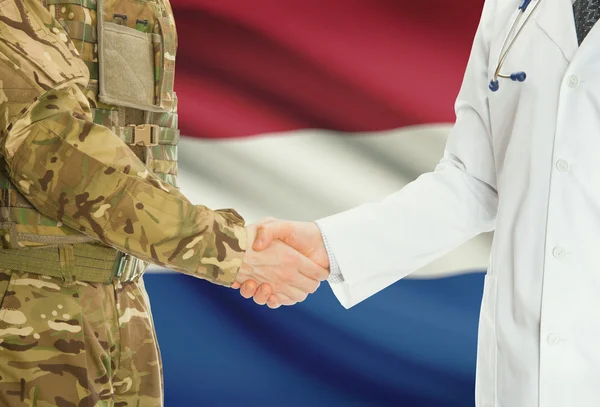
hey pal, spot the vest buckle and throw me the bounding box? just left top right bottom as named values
left=128, top=124, right=159, bottom=146
left=112, top=251, right=142, bottom=283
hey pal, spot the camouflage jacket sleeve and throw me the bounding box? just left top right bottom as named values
left=0, top=0, right=246, bottom=286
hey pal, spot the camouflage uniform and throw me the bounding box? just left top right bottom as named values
left=0, top=0, right=247, bottom=405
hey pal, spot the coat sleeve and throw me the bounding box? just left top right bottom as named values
left=0, top=0, right=246, bottom=286
left=317, top=0, right=499, bottom=308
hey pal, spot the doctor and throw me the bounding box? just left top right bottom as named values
left=235, top=0, right=600, bottom=405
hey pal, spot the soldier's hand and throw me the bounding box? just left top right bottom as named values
left=234, top=224, right=328, bottom=307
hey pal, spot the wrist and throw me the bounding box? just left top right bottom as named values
left=314, top=221, right=337, bottom=275
left=237, top=225, right=257, bottom=283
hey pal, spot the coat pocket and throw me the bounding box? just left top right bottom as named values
left=475, top=273, right=498, bottom=407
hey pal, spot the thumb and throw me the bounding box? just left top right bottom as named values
left=252, top=222, right=293, bottom=251
left=252, top=224, right=275, bottom=251
left=250, top=217, right=278, bottom=251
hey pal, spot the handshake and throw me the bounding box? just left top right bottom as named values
left=232, top=219, right=330, bottom=309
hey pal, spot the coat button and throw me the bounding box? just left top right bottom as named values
left=553, top=246, right=566, bottom=260
left=547, top=334, right=561, bottom=346
left=556, top=159, right=569, bottom=172
left=567, top=75, right=579, bottom=88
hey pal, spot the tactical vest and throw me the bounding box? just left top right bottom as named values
left=0, top=0, right=179, bottom=280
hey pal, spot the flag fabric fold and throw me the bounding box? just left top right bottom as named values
left=148, top=1, right=487, bottom=405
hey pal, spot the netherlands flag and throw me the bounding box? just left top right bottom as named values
left=145, top=1, right=490, bottom=406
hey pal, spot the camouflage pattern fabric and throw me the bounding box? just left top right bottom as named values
left=0, top=268, right=162, bottom=407
left=0, top=1, right=248, bottom=405
left=0, top=0, right=247, bottom=286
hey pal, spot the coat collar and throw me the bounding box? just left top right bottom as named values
left=534, top=0, right=578, bottom=62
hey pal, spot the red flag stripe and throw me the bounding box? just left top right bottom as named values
left=172, top=0, right=484, bottom=138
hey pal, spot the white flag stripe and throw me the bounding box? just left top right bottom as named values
left=148, top=124, right=491, bottom=278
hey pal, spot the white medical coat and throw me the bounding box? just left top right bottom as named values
left=318, top=0, right=600, bottom=405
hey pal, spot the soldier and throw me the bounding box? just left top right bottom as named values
left=0, top=0, right=328, bottom=405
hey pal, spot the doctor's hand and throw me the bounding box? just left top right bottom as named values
left=233, top=224, right=329, bottom=306
left=233, top=220, right=329, bottom=308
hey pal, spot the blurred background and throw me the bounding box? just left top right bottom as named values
left=143, top=0, right=490, bottom=405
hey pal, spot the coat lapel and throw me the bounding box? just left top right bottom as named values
left=534, top=0, right=578, bottom=62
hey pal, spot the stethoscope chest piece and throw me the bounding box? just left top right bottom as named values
left=489, top=0, right=540, bottom=92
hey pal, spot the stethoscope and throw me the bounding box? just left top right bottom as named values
left=489, top=0, right=542, bottom=92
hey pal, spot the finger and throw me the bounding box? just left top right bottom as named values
left=253, top=222, right=294, bottom=252
left=253, top=283, right=273, bottom=306
left=231, top=282, right=241, bottom=290
left=267, top=295, right=282, bottom=309
left=274, top=293, right=296, bottom=306
left=279, top=284, right=308, bottom=304
left=296, top=252, right=330, bottom=281
left=240, top=280, right=258, bottom=299
left=286, top=270, right=320, bottom=295
left=310, top=281, right=321, bottom=294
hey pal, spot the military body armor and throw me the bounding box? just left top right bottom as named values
left=0, top=0, right=180, bottom=281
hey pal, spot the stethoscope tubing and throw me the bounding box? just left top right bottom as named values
left=490, top=0, right=542, bottom=90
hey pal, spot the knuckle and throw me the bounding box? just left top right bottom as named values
left=242, top=288, right=256, bottom=297
left=277, top=295, right=290, bottom=306
left=282, top=290, right=296, bottom=302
